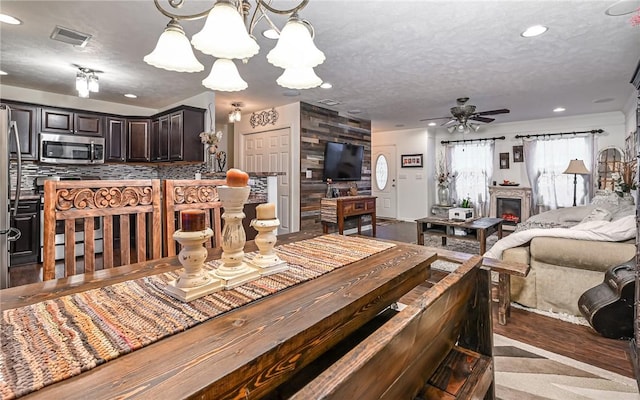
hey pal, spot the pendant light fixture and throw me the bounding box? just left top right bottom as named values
left=144, top=0, right=325, bottom=92
left=74, top=66, right=101, bottom=98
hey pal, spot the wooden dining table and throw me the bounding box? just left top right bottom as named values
left=1, top=232, right=437, bottom=400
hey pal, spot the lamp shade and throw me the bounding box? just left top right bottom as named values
left=144, top=20, right=204, bottom=73
left=276, top=67, right=322, bottom=89
left=563, top=159, right=590, bottom=175
left=267, top=16, right=325, bottom=69
left=202, top=59, right=248, bottom=92
left=191, top=1, right=259, bottom=60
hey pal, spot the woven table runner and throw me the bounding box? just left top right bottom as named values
left=0, top=234, right=394, bottom=399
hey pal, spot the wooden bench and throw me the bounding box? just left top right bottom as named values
left=291, top=252, right=494, bottom=400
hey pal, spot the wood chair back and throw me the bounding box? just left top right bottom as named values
left=163, top=179, right=226, bottom=257
left=291, top=255, right=492, bottom=400
left=43, top=179, right=162, bottom=280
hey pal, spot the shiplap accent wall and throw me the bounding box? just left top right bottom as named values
left=299, top=102, right=372, bottom=232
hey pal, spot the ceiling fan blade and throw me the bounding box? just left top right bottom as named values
left=441, top=119, right=457, bottom=126
left=470, top=116, right=495, bottom=123
left=476, top=108, right=510, bottom=116
left=419, top=116, right=450, bottom=122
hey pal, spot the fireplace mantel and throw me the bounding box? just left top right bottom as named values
left=489, top=186, right=533, bottom=231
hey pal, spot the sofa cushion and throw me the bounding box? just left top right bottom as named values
left=530, top=237, right=635, bottom=272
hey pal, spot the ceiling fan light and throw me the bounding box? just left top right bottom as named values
left=470, top=123, right=480, bottom=132
left=276, top=67, right=322, bottom=89
left=202, top=58, right=248, bottom=92
left=267, top=16, right=325, bottom=69
left=191, top=1, right=259, bottom=60
left=144, top=20, right=204, bottom=73
left=447, top=126, right=457, bottom=134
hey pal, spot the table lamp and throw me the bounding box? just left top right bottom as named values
left=563, top=159, right=590, bottom=206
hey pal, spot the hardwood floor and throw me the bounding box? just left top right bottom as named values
left=8, top=218, right=635, bottom=380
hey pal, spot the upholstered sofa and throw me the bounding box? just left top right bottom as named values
left=497, top=197, right=636, bottom=316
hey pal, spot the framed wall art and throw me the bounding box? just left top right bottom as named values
left=499, top=152, right=510, bottom=169
left=513, top=145, right=524, bottom=163
left=401, top=154, right=423, bottom=168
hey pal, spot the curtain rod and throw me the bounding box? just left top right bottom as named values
left=440, top=136, right=506, bottom=145
left=514, top=129, right=603, bottom=139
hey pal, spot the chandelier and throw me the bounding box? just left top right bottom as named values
left=74, top=66, right=100, bottom=98
left=144, top=0, right=325, bottom=92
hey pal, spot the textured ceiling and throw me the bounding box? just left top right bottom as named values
left=0, top=1, right=639, bottom=132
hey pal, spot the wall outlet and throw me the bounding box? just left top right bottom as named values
left=305, top=169, right=312, bottom=178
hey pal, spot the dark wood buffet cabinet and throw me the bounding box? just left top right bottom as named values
left=2, top=100, right=205, bottom=163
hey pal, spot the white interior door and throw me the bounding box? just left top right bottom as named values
left=372, top=145, right=397, bottom=219
left=243, top=128, right=291, bottom=234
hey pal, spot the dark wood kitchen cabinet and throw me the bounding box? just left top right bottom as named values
left=41, top=107, right=104, bottom=136
left=106, top=117, right=127, bottom=162
left=127, top=119, right=151, bottom=162
left=3, top=102, right=38, bottom=160
left=167, top=107, right=205, bottom=162
left=9, top=199, right=40, bottom=266
left=151, top=116, right=170, bottom=162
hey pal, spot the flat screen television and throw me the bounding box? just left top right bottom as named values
left=322, top=142, right=364, bottom=181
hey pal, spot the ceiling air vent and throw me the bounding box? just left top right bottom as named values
left=50, top=26, right=92, bottom=47
left=317, top=99, right=341, bottom=106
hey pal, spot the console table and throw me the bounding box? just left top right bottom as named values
left=321, top=196, right=377, bottom=236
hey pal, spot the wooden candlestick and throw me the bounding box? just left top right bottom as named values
left=181, top=209, right=206, bottom=232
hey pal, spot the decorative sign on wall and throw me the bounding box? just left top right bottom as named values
left=250, top=108, right=279, bottom=128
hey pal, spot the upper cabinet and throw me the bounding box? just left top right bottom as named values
left=41, top=107, right=104, bottom=136
left=151, top=106, right=205, bottom=162
left=106, top=117, right=127, bottom=162
left=127, top=119, right=151, bottom=162
left=4, top=102, right=38, bottom=161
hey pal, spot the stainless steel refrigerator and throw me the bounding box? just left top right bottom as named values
left=1, top=105, right=23, bottom=289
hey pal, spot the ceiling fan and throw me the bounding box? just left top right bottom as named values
left=420, top=97, right=510, bottom=133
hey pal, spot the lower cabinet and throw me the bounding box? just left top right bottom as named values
left=9, top=199, right=40, bottom=266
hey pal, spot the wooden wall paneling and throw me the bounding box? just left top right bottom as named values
left=299, top=102, right=372, bottom=232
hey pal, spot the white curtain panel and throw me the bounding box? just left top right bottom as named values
left=523, top=135, right=596, bottom=210
left=448, top=141, right=494, bottom=215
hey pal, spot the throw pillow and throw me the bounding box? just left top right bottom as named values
left=580, top=207, right=613, bottom=223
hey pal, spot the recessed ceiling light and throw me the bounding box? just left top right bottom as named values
left=521, top=25, right=548, bottom=37
left=320, top=82, right=332, bottom=89
left=262, top=29, right=279, bottom=40
left=593, top=97, right=615, bottom=104
left=124, top=93, right=137, bottom=98
left=0, top=70, right=7, bottom=76
left=0, top=14, right=22, bottom=25
left=605, top=0, right=640, bottom=16
left=553, top=107, right=565, bottom=112
left=428, top=122, right=437, bottom=126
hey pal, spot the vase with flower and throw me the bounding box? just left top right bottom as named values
left=613, top=161, right=638, bottom=204
left=199, top=130, right=223, bottom=173
left=436, top=172, right=452, bottom=206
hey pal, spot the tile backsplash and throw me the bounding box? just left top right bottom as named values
left=10, top=161, right=267, bottom=199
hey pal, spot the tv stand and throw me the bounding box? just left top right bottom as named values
left=321, top=196, right=377, bottom=236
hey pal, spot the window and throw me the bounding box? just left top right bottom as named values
left=524, top=135, right=594, bottom=209
left=375, top=154, right=388, bottom=190
left=448, top=142, right=494, bottom=212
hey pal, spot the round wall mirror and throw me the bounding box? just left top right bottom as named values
left=597, top=146, right=624, bottom=191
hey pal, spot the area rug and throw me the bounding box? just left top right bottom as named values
left=494, top=334, right=639, bottom=400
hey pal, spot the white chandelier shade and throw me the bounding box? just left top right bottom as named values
left=276, top=66, right=322, bottom=89
left=191, top=1, right=259, bottom=60
left=144, top=20, right=204, bottom=73
left=267, top=16, right=325, bottom=69
left=202, top=59, right=248, bottom=92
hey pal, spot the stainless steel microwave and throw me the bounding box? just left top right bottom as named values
left=39, top=133, right=104, bottom=164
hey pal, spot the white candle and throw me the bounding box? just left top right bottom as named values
left=256, top=203, right=276, bottom=220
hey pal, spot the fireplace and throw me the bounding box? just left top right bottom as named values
left=489, top=186, right=532, bottom=231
